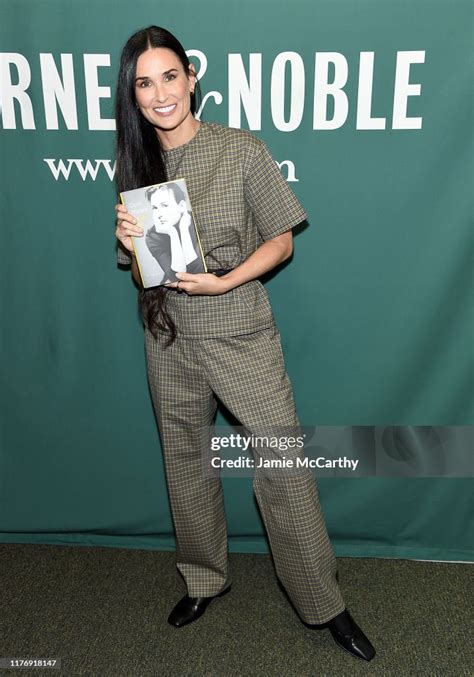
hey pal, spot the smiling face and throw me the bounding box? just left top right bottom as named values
left=150, top=186, right=185, bottom=229
left=135, top=47, right=198, bottom=148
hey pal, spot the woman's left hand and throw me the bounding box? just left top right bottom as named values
left=167, top=272, right=231, bottom=295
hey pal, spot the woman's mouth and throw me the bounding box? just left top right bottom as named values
left=153, top=104, right=177, bottom=115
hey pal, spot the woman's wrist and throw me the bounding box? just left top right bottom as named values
left=218, top=273, right=238, bottom=293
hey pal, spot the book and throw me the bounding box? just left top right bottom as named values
left=119, top=178, right=207, bottom=288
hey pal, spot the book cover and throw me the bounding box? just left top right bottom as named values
left=120, top=178, right=207, bottom=288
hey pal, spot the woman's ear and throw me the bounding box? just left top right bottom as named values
left=188, top=65, right=197, bottom=94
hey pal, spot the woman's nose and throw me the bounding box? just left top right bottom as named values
left=153, top=83, right=168, bottom=103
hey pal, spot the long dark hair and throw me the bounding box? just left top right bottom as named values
left=115, top=26, right=201, bottom=344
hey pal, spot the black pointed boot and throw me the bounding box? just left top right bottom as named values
left=326, top=608, right=376, bottom=661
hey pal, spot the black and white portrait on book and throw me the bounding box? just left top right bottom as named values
left=120, top=177, right=206, bottom=288
left=145, top=181, right=202, bottom=284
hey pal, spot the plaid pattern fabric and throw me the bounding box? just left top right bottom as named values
left=119, top=123, right=345, bottom=624
left=145, top=325, right=346, bottom=625
left=117, top=121, right=307, bottom=338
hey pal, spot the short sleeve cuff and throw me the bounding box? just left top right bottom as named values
left=258, top=211, right=307, bottom=241
left=117, top=242, right=132, bottom=265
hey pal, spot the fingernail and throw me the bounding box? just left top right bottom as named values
left=133, top=219, right=137, bottom=224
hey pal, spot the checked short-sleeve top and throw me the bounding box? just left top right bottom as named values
left=117, top=121, right=307, bottom=338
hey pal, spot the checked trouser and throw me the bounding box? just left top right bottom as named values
left=144, top=324, right=346, bottom=625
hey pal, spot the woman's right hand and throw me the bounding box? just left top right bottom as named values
left=115, top=203, right=144, bottom=252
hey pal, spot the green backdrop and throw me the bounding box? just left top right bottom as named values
left=0, top=0, right=472, bottom=561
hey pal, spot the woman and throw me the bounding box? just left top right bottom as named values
left=114, top=26, right=375, bottom=662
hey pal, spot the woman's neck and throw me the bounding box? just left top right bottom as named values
left=157, top=115, right=201, bottom=151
